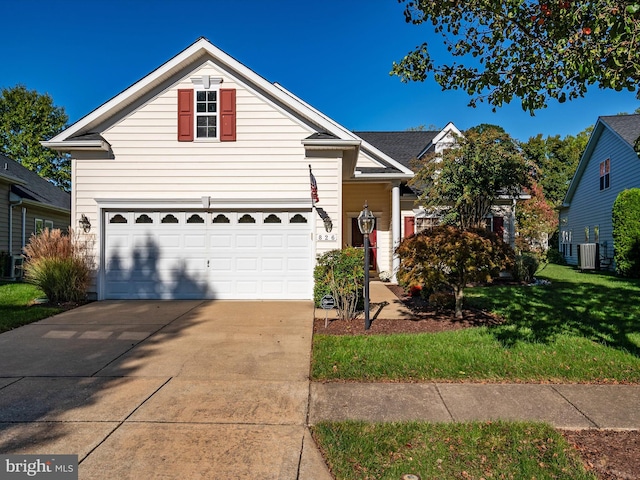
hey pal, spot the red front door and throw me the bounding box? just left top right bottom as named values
left=351, top=218, right=377, bottom=270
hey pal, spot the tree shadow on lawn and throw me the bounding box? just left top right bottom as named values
left=468, top=276, right=640, bottom=357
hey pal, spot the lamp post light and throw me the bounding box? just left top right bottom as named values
left=357, top=201, right=376, bottom=330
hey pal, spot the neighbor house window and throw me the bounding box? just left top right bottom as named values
left=44, top=220, right=54, bottom=230
left=35, top=219, right=44, bottom=233
left=599, top=159, right=610, bottom=190
left=196, top=89, right=218, bottom=139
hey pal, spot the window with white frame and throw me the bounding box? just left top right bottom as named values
left=196, top=89, right=218, bottom=139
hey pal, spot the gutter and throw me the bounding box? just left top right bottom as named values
left=41, top=139, right=111, bottom=152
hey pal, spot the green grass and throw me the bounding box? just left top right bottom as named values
left=312, top=420, right=596, bottom=480
left=312, top=264, right=640, bottom=383
left=0, top=282, right=63, bottom=333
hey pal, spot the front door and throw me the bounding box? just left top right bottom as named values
left=351, top=218, right=377, bottom=270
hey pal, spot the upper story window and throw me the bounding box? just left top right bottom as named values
left=178, top=76, right=236, bottom=142
left=196, top=90, right=218, bottom=139
left=599, top=159, right=610, bottom=190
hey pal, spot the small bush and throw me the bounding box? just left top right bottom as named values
left=545, top=248, right=567, bottom=265
left=513, top=253, right=540, bottom=283
left=314, top=247, right=364, bottom=320
left=23, top=229, right=94, bottom=303
left=612, top=188, right=640, bottom=278
left=378, top=270, right=392, bottom=282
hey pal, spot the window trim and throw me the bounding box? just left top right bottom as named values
left=192, top=76, right=223, bottom=142
left=599, top=158, right=610, bottom=191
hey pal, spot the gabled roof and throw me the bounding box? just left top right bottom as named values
left=563, top=114, right=640, bottom=206
left=354, top=122, right=462, bottom=175
left=0, top=153, right=71, bottom=212
left=353, top=131, right=438, bottom=170
left=43, top=37, right=413, bottom=179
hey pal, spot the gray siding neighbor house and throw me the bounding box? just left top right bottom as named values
left=0, top=153, right=71, bottom=277
left=559, top=114, right=640, bottom=269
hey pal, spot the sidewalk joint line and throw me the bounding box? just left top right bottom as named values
left=435, top=383, right=456, bottom=422
left=549, top=385, right=599, bottom=428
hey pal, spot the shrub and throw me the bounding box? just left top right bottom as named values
left=612, top=188, right=640, bottom=278
left=23, top=229, right=94, bottom=303
left=513, top=253, right=540, bottom=283
left=546, top=248, right=567, bottom=265
left=313, top=247, right=364, bottom=320
left=396, top=225, right=514, bottom=318
left=378, top=270, right=392, bottom=282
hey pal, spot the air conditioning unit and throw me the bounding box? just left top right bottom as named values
left=10, top=255, right=25, bottom=279
left=578, top=243, right=599, bottom=270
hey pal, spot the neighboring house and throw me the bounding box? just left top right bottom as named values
left=559, top=114, right=640, bottom=269
left=42, top=38, right=515, bottom=301
left=0, top=153, right=71, bottom=277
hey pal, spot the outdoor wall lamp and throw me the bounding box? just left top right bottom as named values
left=357, top=201, right=376, bottom=330
left=79, top=214, right=91, bottom=233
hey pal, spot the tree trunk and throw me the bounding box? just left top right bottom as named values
left=454, top=285, right=464, bottom=319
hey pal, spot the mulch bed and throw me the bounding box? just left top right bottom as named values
left=313, top=283, right=640, bottom=480
left=313, top=283, right=503, bottom=335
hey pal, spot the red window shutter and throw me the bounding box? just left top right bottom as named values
left=220, top=88, right=236, bottom=141
left=177, top=89, right=193, bottom=141
left=404, top=216, right=415, bottom=238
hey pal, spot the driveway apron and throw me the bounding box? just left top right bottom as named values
left=0, top=300, right=329, bottom=479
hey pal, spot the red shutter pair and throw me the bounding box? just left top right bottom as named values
left=177, top=88, right=236, bottom=142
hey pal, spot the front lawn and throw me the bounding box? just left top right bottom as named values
left=312, top=264, right=640, bottom=383
left=312, top=420, right=595, bottom=480
left=0, top=282, right=63, bottom=333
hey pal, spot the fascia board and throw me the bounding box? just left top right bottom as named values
left=19, top=197, right=71, bottom=214
left=417, top=122, right=462, bottom=159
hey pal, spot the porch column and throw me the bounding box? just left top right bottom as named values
left=392, top=182, right=401, bottom=282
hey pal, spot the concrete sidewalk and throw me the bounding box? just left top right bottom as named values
left=309, top=382, right=640, bottom=430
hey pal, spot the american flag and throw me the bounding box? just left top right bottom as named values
left=309, top=167, right=319, bottom=204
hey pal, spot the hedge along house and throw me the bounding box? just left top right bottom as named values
left=43, top=37, right=434, bottom=300
left=559, top=114, right=640, bottom=270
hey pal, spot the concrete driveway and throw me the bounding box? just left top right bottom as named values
left=0, top=300, right=331, bottom=479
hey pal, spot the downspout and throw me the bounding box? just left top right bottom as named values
left=8, top=193, right=23, bottom=255
left=21, top=207, right=27, bottom=251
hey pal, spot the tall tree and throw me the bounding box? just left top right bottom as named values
left=411, top=125, right=531, bottom=229
left=391, top=1, right=640, bottom=112
left=521, top=128, right=591, bottom=206
left=0, top=85, right=70, bottom=190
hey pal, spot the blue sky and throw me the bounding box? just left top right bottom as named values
left=2, top=0, right=639, bottom=143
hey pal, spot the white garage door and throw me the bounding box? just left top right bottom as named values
left=103, top=210, right=313, bottom=300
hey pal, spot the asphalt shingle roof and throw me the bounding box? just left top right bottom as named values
left=354, top=131, right=439, bottom=169
left=600, top=114, right=640, bottom=147
left=0, top=153, right=71, bottom=211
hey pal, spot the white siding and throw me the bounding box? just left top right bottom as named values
left=562, top=127, right=640, bottom=267
left=72, top=62, right=343, bottom=297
